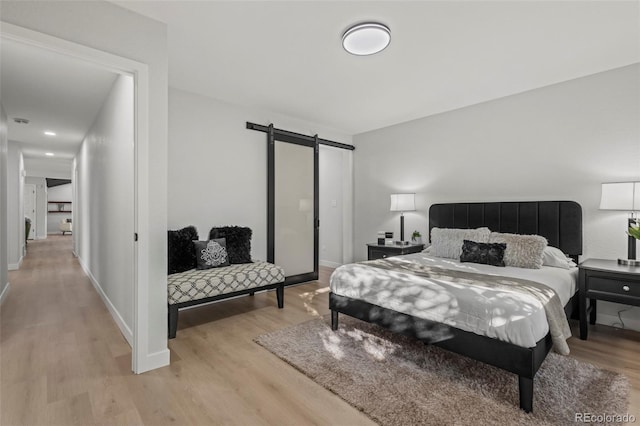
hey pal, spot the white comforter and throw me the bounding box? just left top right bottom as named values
left=330, top=253, right=577, bottom=348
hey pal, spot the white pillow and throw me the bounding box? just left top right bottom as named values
left=430, top=227, right=491, bottom=259
left=488, top=232, right=547, bottom=269
left=542, top=246, right=577, bottom=269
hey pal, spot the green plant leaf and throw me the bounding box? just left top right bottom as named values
left=628, top=224, right=640, bottom=240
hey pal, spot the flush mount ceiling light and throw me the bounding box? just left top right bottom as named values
left=44, top=131, right=56, bottom=136
left=342, top=22, right=390, bottom=56
left=13, top=117, right=30, bottom=124
left=45, top=152, right=55, bottom=156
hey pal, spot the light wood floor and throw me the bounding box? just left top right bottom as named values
left=1, top=236, right=638, bottom=425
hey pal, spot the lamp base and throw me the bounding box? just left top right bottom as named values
left=618, top=258, right=640, bottom=267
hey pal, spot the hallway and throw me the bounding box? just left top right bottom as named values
left=1, top=235, right=133, bottom=424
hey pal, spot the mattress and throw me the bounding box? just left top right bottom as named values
left=330, top=252, right=578, bottom=348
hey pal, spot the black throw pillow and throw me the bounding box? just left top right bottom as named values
left=193, top=238, right=230, bottom=270
left=208, top=226, right=252, bottom=264
left=167, top=226, right=199, bottom=274
left=460, top=240, right=506, bottom=267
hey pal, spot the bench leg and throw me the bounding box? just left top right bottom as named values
left=168, top=304, right=179, bottom=339
left=249, top=292, right=255, bottom=296
left=518, top=376, right=533, bottom=413
left=331, top=310, right=338, bottom=331
left=276, top=284, right=284, bottom=309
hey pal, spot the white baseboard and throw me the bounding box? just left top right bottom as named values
left=319, top=260, right=342, bottom=268
left=8, top=256, right=23, bottom=271
left=0, top=283, right=11, bottom=305
left=596, top=312, right=640, bottom=333
left=77, top=256, right=134, bottom=346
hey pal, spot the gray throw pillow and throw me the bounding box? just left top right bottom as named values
left=430, top=227, right=491, bottom=259
left=193, top=238, right=230, bottom=270
left=488, top=232, right=547, bottom=269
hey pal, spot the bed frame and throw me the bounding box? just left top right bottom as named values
left=330, top=201, right=582, bottom=413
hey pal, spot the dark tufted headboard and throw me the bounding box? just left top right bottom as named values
left=429, top=201, right=582, bottom=260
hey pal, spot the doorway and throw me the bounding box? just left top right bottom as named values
left=1, top=22, right=155, bottom=373
left=23, top=183, right=36, bottom=240
left=250, top=122, right=355, bottom=285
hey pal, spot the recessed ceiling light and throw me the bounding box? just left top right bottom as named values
left=45, top=152, right=54, bottom=156
left=342, top=22, right=391, bottom=56
left=44, top=131, right=56, bottom=136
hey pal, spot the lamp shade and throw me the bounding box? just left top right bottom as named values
left=600, top=182, right=640, bottom=211
left=390, top=193, right=415, bottom=212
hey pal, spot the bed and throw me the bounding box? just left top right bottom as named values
left=329, top=201, right=582, bottom=413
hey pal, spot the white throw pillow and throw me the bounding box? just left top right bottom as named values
left=542, top=246, right=577, bottom=269
left=430, top=227, right=491, bottom=259
left=488, top=232, right=547, bottom=269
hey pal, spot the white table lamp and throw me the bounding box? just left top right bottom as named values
left=390, top=193, right=415, bottom=245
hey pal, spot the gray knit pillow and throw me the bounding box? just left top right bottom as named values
left=430, top=227, right=491, bottom=259
left=488, top=232, right=547, bottom=269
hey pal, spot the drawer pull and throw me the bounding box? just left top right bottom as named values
left=622, top=285, right=630, bottom=292
left=382, top=254, right=387, bottom=258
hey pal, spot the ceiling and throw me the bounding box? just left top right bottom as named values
left=1, top=1, right=637, bottom=152
left=0, top=38, right=117, bottom=160
left=114, top=1, right=640, bottom=135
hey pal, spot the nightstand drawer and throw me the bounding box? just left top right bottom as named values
left=366, top=243, right=424, bottom=261
left=369, top=249, right=391, bottom=260
left=588, top=276, right=640, bottom=298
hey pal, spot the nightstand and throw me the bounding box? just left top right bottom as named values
left=367, top=243, right=424, bottom=260
left=578, top=258, right=640, bottom=340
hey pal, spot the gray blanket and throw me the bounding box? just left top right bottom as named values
left=365, top=258, right=572, bottom=355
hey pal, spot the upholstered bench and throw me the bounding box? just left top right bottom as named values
left=168, top=261, right=285, bottom=338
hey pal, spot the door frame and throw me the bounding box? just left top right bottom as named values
left=0, top=23, right=154, bottom=373
left=267, top=125, right=319, bottom=285
left=23, top=183, right=36, bottom=240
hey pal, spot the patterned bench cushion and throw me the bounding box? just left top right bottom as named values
left=168, top=261, right=285, bottom=305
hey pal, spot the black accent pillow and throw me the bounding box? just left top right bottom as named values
left=193, top=238, right=230, bottom=270
left=167, top=226, right=199, bottom=274
left=460, top=240, right=506, bottom=267
left=209, top=226, right=252, bottom=264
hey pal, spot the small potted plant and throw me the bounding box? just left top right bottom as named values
left=411, top=230, right=422, bottom=244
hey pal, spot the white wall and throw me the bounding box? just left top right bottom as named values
left=25, top=176, right=46, bottom=239
left=168, top=87, right=354, bottom=266
left=47, top=183, right=72, bottom=234
left=75, top=74, right=135, bottom=342
left=24, top=157, right=72, bottom=179
left=353, top=64, right=640, bottom=329
left=1, top=0, right=169, bottom=372
left=0, top=105, right=9, bottom=302
left=7, top=141, right=24, bottom=269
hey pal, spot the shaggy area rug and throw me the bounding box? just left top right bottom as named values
left=255, top=316, right=630, bottom=425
